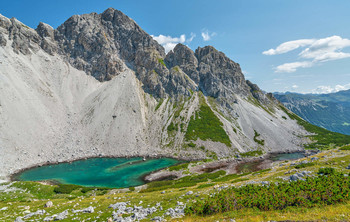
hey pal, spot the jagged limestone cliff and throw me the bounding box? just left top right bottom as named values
left=0, top=8, right=311, bottom=179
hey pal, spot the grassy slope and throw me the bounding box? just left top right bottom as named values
left=185, top=93, right=231, bottom=146
left=1, top=148, right=350, bottom=221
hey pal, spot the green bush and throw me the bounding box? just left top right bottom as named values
left=188, top=142, right=196, bottom=148
left=54, top=184, right=82, bottom=194
left=318, top=167, right=335, bottom=175
left=129, top=187, right=135, bottom=191
left=339, top=145, right=350, bottom=150
left=186, top=170, right=350, bottom=215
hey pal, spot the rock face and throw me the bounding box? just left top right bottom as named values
left=0, top=9, right=312, bottom=179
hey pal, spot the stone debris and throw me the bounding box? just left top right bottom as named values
left=289, top=171, right=312, bottom=181
left=311, top=157, right=319, bottom=161
left=45, top=200, right=53, bottom=208
left=23, top=209, right=46, bottom=219
left=72, top=206, right=94, bottom=213
left=152, top=216, right=163, bottom=221
left=43, top=215, right=57, bottom=221
left=14, top=217, right=24, bottom=222
left=186, top=191, right=193, bottom=195
left=109, top=202, right=158, bottom=221
left=55, top=210, right=69, bottom=220
left=164, top=206, right=185, bottom=218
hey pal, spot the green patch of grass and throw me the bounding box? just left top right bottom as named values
left=196, top=183, right=214, bottom=189
left=11, top=181, right=56, bottom=199
left=158, top=58, right=166, bottom=67
left=129, top=187, right=135, bottom=191
left=295, top=162, right=315, bottom=169
left=155, top=98, right=164, bottom=111
left=53, top=184, right=83, bottom=194
left=252, top=168, right=271, bottom=175
left=188, top=142, right=196, bottom=148
left=231, top=178, right=250, bottom=184
left=167, top=122, right=177, bottom=132
left=240, top=149, right=264, bottom=157
left=254, top=130, right=265, bottom=146
left=232, top=126, right=237, bottom=134
left=213, top=172, right=250, bottom=183
left=142, top=171, right=226, bottom=193
left=279, top=105, right=350, bottom=149
left=173, top=66, right=180, bottom=72
left=168, top=163, right=189, bottom=171
left=185, top=99, right=231, bottom=146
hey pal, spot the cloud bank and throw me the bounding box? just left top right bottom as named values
left=311, top=83, right=350, bottom=94
left=263, top=36, right=350, bottom=73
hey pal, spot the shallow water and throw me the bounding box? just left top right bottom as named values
left=17, top=158, right=181, bottom=188
left=268, top=152, right=306, bottom=161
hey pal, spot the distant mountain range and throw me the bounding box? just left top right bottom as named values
left=274, top=90, right=350, bottom=135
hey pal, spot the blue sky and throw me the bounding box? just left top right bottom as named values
left=2, top=0, right=350, bottom=94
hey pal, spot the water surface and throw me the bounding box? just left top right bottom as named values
left=17, top=157, right=181, bottom=188
left=268, top=152, right=306, bottom=161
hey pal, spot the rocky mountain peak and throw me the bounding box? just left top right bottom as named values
left=0, top=9, right=275, bottom=104
left=165, top=43, right=199, bottom=83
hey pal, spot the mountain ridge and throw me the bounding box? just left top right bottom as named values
left=274, top=89, right=350, bottom=135
left=0, top=8, right=333, bottom=180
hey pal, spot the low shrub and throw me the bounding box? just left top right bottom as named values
left=186, top=170, right=350, bottom=215
left=339, top=145, right=350, bottom=150
left=318, top=167, right=335, bottom=175
left=295, top=162, right=315, bottom=169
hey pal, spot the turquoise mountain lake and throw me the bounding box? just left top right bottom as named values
left=17, top=158, right=181, bottom=188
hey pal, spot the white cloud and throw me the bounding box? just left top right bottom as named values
left=151, top=33, right=195, bottom=53
left=188, top=33, right=196, bottom=42
left=201, top=29, right=216, bottom=41
left=263, top=39, right=315, bottom=55
left=275, top=61, right=313, bottom=73
left=263, top=36, right=350, bottom=73
left=299, top=36, right=350, bottom=61
left=311, top=83, right=350, bottom=94
left=292, top=84, right=299, bottom=89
